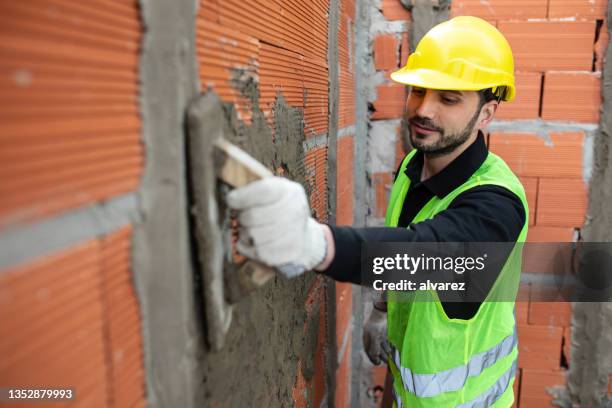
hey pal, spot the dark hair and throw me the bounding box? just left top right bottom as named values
left=478, top=87, right=506, bottom=108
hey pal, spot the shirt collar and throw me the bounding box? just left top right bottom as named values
left=403, top=130, right=489, bottom=198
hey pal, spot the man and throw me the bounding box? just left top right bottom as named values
left=227, top=16, right=528, bottom=407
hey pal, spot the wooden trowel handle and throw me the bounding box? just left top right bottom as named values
left=213, top=139, right=277, bottom=287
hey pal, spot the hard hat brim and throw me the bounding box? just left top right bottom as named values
left=390, top=67, right=516, bottom=102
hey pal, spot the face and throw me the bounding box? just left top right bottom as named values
left=405, top=86, right=496, bottom=157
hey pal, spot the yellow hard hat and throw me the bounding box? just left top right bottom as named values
left=390, top=16, right=516, bottom=101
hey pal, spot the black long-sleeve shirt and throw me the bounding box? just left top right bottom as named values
left=320, top=132, right=526, bottom=319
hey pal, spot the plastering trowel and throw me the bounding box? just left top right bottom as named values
left=186, top=92, right=276, bottom=351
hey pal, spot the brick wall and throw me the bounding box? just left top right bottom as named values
left=364, top=1, right=412, bottom=404
left=0, top=2, right=143, bottom=226
left=451, top=1, right=605, bottom=405
left=197, top=0, right=356, bottom=405
left=2, top=0, right=605, bottom=406
left=1, top=0, right=360, bottom=406
left=368, top=3, right=411, bottom=224
left=0, top=2, right=145, bottom=407
left=367, top=1, right=608, bottom=406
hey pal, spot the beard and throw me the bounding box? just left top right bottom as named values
left=409, top=106, right=481, bottom=158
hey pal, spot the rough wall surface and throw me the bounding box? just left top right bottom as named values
left=195, top=0, right=358, bottom=406
left=569, top=3, right=612, bottom=406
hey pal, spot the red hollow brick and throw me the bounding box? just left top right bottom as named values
left=374, top=34, right=400, bottom=71
left=496, top=72, right=541, bottom=120
left=371, top=365, right=387, bottom=389
left=335, top=332, right=352, bottom=408
left=537, top=178, right=587, bottom=227
left=548, top=0, right=608, bottom=19
left=335, top=281, right=353, bottom=347
left=0, top=1, right=143, bottom=225
left=522, top=242, right=573, bottom=275
left=200, top=0, right=220, bottom=22
left=542, top=72, right=602, bottom=123
left=528, top=301, right=571, bottom=327
left=527, top=226, right=575, bottom=242
left=372, top=172, right=393, bottom=218
left=451, top=0, right=547, bottom=21
left=381, top=0, right=411, bottom=21
left=489, top=132, right=584, bottom=178
left=498, top=21, right=596, bottom=71
left=101, top=226, right=145, bottom=408
left=372, top=83, right=406, bottom=120
left=399, top=31, right=410, bottom=68
left=305, top=146, right=329, bottom=222
left=337, top=136, right=355, bottom=225
left=516, top=283, right=530, bottom=324
left=0, top=240, right=108, bottom=406
left=516, top=301, right=529, bottom=324
left=519, top=369, right=566, bottom=407
left=518, top=324, right=564, bottom=370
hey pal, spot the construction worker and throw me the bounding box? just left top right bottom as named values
left=227, top=16, right=527, bottom=408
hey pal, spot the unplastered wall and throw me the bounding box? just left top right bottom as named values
left=0, top=1, right=146, bottom=408
left=451, top=1, right=608, bottom=406
left=363, top=0, right=611, bottom=407
left=358, top=1, right=450, bottom=404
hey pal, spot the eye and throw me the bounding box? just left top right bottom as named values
left=441, top=96, right=459, bottom=105
left=411, top=87, right=425, bottom=96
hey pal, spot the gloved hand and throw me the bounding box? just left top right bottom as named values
left=226, top=176, right=328, bottom=279
left=363, top=304, right=390, bottom=365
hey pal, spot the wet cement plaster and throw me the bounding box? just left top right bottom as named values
left=133, top=0, right=205, bottom=407
left=196, top=72, right=330, bottom=407
left=563, top=7, right=612, bottom=408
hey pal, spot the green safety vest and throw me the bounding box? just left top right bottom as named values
left=385, top=148, right=529, bottom=408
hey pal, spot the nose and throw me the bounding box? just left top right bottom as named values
left=414, top=89, right=437, bottom=120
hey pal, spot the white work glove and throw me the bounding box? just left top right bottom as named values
left=226, top=176, right=328, bottom=279
left=363, top=304, right=391, bottom=365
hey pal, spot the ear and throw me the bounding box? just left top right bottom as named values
left=477, top=101, right=499, bottom=129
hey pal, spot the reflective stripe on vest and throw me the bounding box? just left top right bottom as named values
left=386, top=149, right=528, bottom=407
left=391, top=325, right=518, bottom=398
left=391, top=386, right=404, bottom=408
left=457, top=358, right=518, bottom=408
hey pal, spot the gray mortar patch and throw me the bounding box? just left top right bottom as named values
left=489, top=119, right=598, bottom=184
left=198, top=75, right=326, bottom=407
left=406, top=0, right=449, bottom=51
left=369, top=119, right=402, bottom=173
left=134, top=0, right=204, bottom=406
left=564, top=5, right=612, bottom=407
